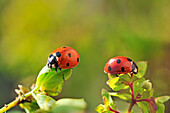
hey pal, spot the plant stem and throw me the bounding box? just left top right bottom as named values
left=136, top=99, right=149, bottom=102
left=128, top=101, right=135, bottom=113
left=0, top=98, right=20, bottom=113
left=0, top=90, right=33, bottom=113
left=109, top=106, right=120, bottom=113
left=127, top=73, right=136, bottom=113
left=129, top=83, right=134, bottom=99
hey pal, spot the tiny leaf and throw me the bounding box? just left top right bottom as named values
left=137, top=101, right=148, bottom=113
left=19, top=101, right=39, bottom=113
left=32, top=93, right=55, bottom=111
left=133, top=78, right=146, bottom=97
left=148, top=97, right=158, bottom=113
left=7, top=111, right=23, bottom=113
left=96, top=104, right=106, bottom=113
left=135, top=61, right=147, bottom=78
left=156, top=102, right=165, bottom=113
left=109, top=92, right=131, bottom=101
left=101, top=89, right=116, bottom=110
left=50, top=98, right=87, bottom=113
left=156, top=96, right=170, bottom=104
left=107, top=77, right=129, bottom=91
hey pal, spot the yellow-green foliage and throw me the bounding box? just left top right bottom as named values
left=0, top=0, right=170, bottom=112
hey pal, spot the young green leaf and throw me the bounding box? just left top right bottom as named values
left=155, top=96, right=170, bottom=104
left=135, top=61, right=147, bottom=78
left=119, top=74, right=131, bottom=83
left=137, top=101, right=148, bottom=113
left=32, top=93, right=55, bottom=111
left=96, top=104, right=106, bottom=113
left=101, top=89, right=116, bottom=110
left=35, top=65, right=72, bottom=96
left=6, top=111, right=23, bottom=113
left=148, top=97, right=157, bottom=113
left=19, top=101, right=39, bottom=113
left=50, top=98, right=87, bottom=113
left=107, top=77, right=129, bottom=91
left=109, top=92, right=131, bottom=101
left=156, top=102, right=165, bottom=113
left=133, top=78, right=146, bottom=97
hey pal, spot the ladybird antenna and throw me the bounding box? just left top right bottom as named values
left=59, top=68, right=65, bottom=81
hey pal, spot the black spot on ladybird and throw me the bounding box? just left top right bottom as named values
left=127, top=58, right=132, bottom=62
left=67, top=63, right=69, bottom=67
left=68, top=53, right=71, bottom=57
left=63, top=46, right=66, bottom=48
left=49, top=54, right=53, bottom=58
left=121, top=67, right=125, bottom=72
left=77, top=58, right=79, bottom=62
left=56, top=52, right=61, bottom=57
left=117, top=59, right=121, bottom=64
left=108, top=66, right=111, bottom=71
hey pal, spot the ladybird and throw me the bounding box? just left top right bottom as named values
left=104, top=56, right=138, bottom=75
left=47, top=46, right=80, bottom=80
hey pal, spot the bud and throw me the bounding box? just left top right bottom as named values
left=141, top=80, right=152, bottom=91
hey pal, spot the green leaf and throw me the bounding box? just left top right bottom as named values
left=156, top=102, right=165, bottom=113
left=96, top=104, right=106, bottom=113
left=109, top=92, right=131, bottom=101
left=35, top=65, right=72, bottom=96
left=135, top=61, right=147, bottom=78
left=133, top=78, right=146, bottom=97
left=137, top=97, right=158, bottom=113
left=107, top=77, right=129, bottom=91
left=7, top=110, right=23, bottom=113
left=156, top=96, right=170, bottom=103
left=148, top=97, right=157, bottom=113
left=19, top=101, right=39, bottom=113
left=137, top=101, right=148, bottom=113
left=101, top=89, right=116, bottom=110
left=37, top=65, right=51, bottom=77
left=50, top=98, right=87, bottom=113
left=119, top=74, right=131, bottom=83
left=32, top=93, right=55, bottom=111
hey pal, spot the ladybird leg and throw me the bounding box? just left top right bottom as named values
left=59, top=68, right=65, bottom=81
left=55, top=68, right=57, bottom=72
left=115, top=74, right=119, bottom=77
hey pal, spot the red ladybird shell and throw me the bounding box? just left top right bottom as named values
left=51, top=47, right=80, bottom=69
left=104, top=56, right=138, bottom=74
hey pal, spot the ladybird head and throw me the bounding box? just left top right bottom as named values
left=47, top=52, right=61, bottom=69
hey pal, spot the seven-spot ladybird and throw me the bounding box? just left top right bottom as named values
left=47, top=46, right=80, bottom=80
left=104, top=56, right=138, bottom=75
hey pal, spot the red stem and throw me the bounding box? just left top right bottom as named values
left=127, top=73, right=149, bottom=113
left=136, top=99, right=149, bottom=102
left=127, top=73, right=136, bottom=113
left=109, top=106, right=120, bottom=113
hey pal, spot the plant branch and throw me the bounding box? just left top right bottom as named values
left=0, top=90, right=33, bottom=113
left=0, top=97, right=20, bottom=113
left=136, top=99, right=149, bottom=102
left=127, top=73, right=136, bottom=113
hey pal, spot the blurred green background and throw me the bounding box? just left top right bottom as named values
left=0, top=0, right=169, bottom=112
